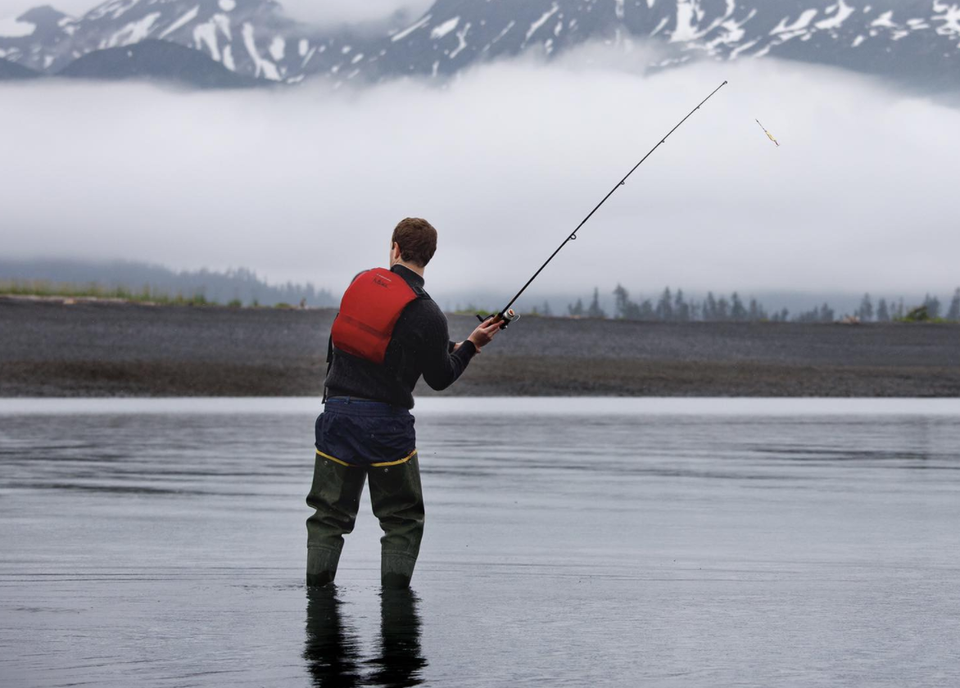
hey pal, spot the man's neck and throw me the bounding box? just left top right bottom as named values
left=392, top=259, right=424, bottom=277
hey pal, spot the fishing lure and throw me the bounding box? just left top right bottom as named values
left=756, top=119, right=779, bottom=147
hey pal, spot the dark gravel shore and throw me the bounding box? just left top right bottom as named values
left=2, top=297, right=958, bottom=397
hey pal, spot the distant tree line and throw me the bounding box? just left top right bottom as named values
left=0, top=260, right=336, bottom=307
left=564, top=286, right=960, bottom=323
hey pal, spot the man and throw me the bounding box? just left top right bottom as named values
left=306, top=217, right=502, bottom=589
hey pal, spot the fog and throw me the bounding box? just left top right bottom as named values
left=1, top=53, right=958, bottom=303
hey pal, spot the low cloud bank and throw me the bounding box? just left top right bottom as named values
left=1, top=53, right=958, bottom=305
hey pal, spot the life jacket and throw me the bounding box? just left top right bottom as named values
left=330, top=268, right=424, bottom=365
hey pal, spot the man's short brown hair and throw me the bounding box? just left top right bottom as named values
left=391, top=217, right=438, bottom=268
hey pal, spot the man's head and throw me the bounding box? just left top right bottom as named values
left=390, top=218, right=437, bottom=271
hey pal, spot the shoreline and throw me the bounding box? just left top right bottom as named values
left=2, top=297, right=959, bottom=398
left=4, top=397, right=960, bottom=415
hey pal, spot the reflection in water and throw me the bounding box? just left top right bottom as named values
left=304, top=587, right=426, bottom=688
left=370, top=589, right=427, bottom=688
left=304, top=586, right=363, bottom=687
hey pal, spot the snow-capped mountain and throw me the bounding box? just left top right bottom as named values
left=0, top=0, right=320, bottom=80
left=1, top=0, right=958, bottom=89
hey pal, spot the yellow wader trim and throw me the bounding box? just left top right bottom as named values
left=316, top=448, right=417, bottom=468
left=372, top=449, right=418, bottom=468
left=315, top=450, right=353, bottom=467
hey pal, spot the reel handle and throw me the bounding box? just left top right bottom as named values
left=476, top=309, right=519, bottom=329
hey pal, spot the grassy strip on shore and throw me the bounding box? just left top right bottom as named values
left=1, top=279, right=217, bottom=306
left=0, top=280, right=313, bottom=309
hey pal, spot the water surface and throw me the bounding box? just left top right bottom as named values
left=1, top=398, right=959, bottom=687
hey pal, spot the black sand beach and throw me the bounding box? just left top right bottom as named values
left=2, top=297, right=959, bottom=397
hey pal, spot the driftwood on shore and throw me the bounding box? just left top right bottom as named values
left=2, top=297, right=959, bottom=398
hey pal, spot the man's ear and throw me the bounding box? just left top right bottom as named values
left=391, top=242, right=401, bottom=262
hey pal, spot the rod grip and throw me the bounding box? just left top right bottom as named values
left=475, top=309, right=519, bottom=329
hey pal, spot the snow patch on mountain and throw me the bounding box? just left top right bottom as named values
left=194, top=21, right=220, bottom=61
left=527, top=5, right=560, bottom=42
left=159, top=6, right=200, bottom=40
left=870, top=11, right=896, bottom=28
left=241, top=21, right=279, bottom=80
left=450, top=23, right=470, bottom=59
left=269, top=36, right=285, bottom=61
left=932, top=2, right=960, bottom=36
left=392, top=15, right=431, bottom=42
left=106, top=12, right=160, bottom=47
left=771, top=9, right=819, bottom=36
left=431, top=17, right=459, bottom=39
left=816, top=0, right=855, bottom=30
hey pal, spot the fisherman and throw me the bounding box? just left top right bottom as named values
left=306, top=217, right=503, bottom=589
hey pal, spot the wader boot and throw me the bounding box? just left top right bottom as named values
left=306, top=398, right=424, bottom=588
left=369, top=455, right=425, bottom=589
left=305, top=453, right=366, bottom=587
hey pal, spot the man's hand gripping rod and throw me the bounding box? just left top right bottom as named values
left=479, top=80, right=729, bottom=330
left=475, top=308, right=520, bottom=328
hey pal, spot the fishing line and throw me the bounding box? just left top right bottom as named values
left=482, top=80, right=729, bottom=328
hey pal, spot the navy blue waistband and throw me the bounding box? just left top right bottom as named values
left=324, top=397, right=410, bottom=416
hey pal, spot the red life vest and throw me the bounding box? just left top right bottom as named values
left=330, top=268, right=421, bottom=365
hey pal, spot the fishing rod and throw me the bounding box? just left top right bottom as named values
left=480, top=80, right=729, bottom=328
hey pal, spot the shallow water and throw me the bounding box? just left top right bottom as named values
left=1, top=398, right=959, bottom=687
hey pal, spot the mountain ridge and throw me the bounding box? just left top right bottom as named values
left=0, top=55, right=41, bottom=78
left=59, top=38, right=262, bottom=87
left=1, top=0, right=958, bottom=89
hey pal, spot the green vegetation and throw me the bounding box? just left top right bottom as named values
left=895, top=305, right=951, bottom=324
left=903, top=305, right=930, bottom=322
left=0, top=279, right=217, bottom=307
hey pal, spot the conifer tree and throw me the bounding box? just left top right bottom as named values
left=876, top=298, right=890, bottom=322
left=703, top=292, right=718, bottom=321
left=638, top=299, right=655, bottom=320
left=748, top=298, right=766, bottom=321
left=716, top=297, right=730, bottom=321
left=858, top=293, right=874, bottom=322
left=947, top=288, right=960, bottom=321
left=923, top=294, right=941, bottom=319
left=613, top=284, right=630, bottom=319
left=656, top=288, right=674, bottom=321
left=674, top=289, right=691, bottom=322
left=820, top=303, right=835, bottom=323
left=587, top=288, right=606, bottom=319
left=730, top=292, right=747, bottom=321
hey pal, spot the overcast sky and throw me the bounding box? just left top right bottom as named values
left=2, top=51, right=958, bottom=304
left=1, top=0, right=433, bottom=25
